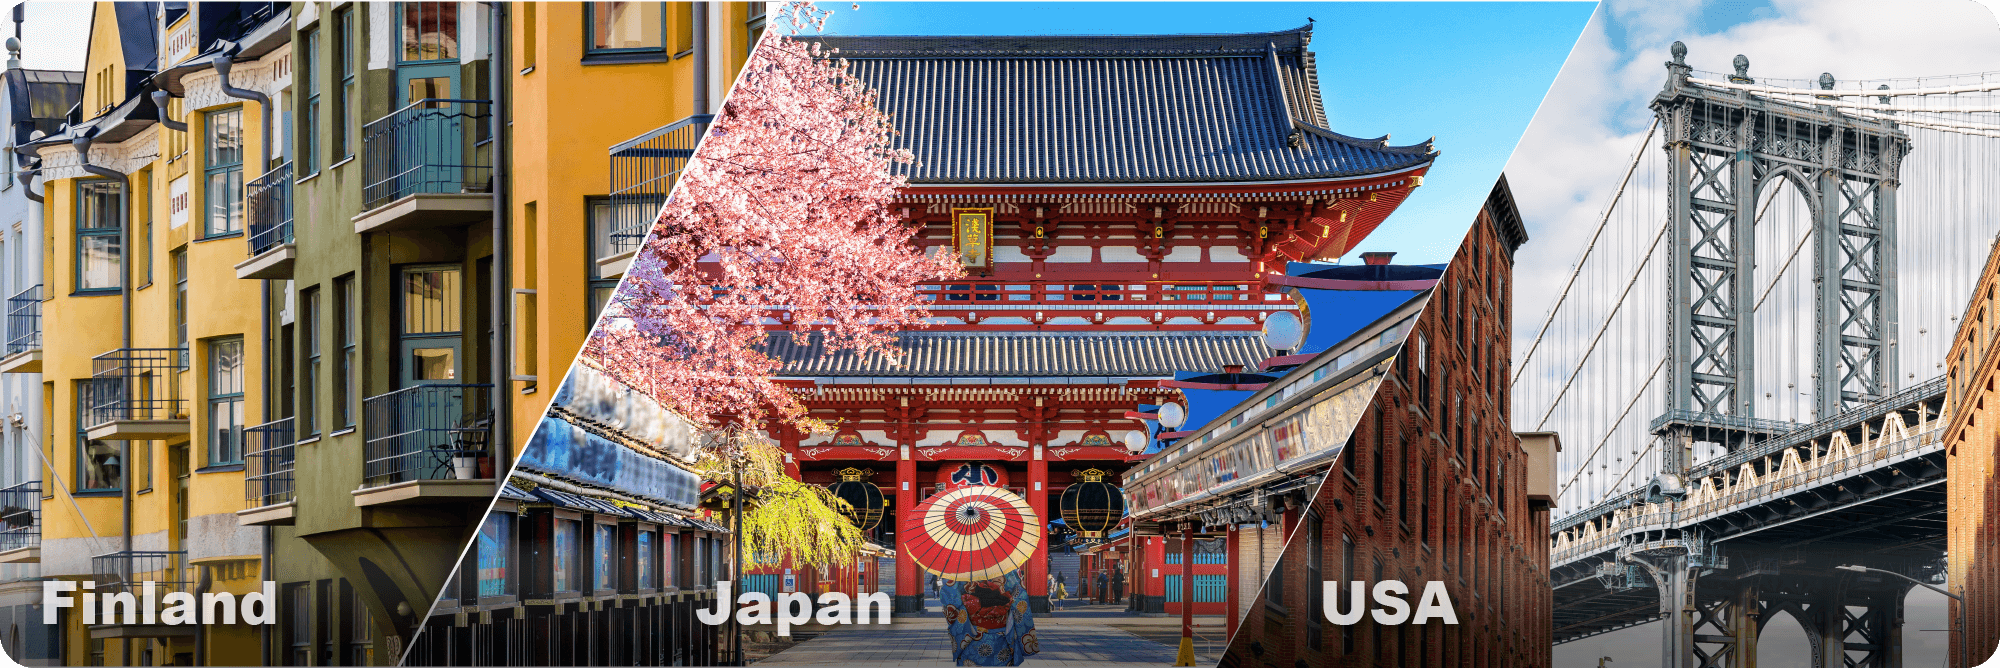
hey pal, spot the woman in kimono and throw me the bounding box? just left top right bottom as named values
left=939, top=571, right=1039, bottom=666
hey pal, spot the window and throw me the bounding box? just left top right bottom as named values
left=133, top=440, right=152, bottom=493
left=553, top=519, right=581, bottom=592
left=285, top=583, right=310, bottom=666
left=586, top=3, right=665, bottom=54
left=401, top=2, right=460, bottom=62
left=343, top=581, right=373, bottom=666
left=662, top=532, right=677, bottom=588
left=208, top=338, right=245, bottom=465
left=672, top=2, right=693, bottom=54
left=477, top=512, right=513, bottom=597
left=204, top=108, right=245, bottom=237
left=1373, top=408, right=1387, bottom=500
left=636, top=529, right=656, bottom=589
left=594, top=523, right=618, bottom=591
left=75, top=385, right=120, bottom=492
left=1305, top=515, right=1323, bottom=651
left=166, top=99, right=188, bottom=161
left=173, top=251, right=188, bottom=355
left=300, top=27, right=320, bottom=174
left=333, top=7, right=355, bottom=161
left=300, top=287, right=320, bottom=436
left=746, top=2, right=766, bottom=54
left=1341, top=535, right=1355, bottom=653
left=334, top=276, right=356, bottom=429
left=74, top=180, right=123, bottom=292
left=586, top=199, right=621, bottom=320
left=136, top=170, right=152, bottom=286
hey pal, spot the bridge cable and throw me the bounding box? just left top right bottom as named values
left=1514, top=118, right=1659, bottom=385
left=1535, top=214, right=1671, bottom=430
left=1555, top=355, right=1667, bottom=501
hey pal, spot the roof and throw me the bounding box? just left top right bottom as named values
left=4, top=69, right=83, bottom=150
left=807, top=25, right=1435, bottom=185
left=768, top=331, right=1277, bottom=378
left=1486, top=175, right=1530, bottom=255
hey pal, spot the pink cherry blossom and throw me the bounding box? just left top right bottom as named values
left=584, top=12, right=962, bottom=432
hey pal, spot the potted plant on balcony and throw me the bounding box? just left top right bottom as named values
left=446, top=415, right=493, bottom=480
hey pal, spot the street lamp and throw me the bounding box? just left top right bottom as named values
left=1834, top=565, right=1965, bottom=668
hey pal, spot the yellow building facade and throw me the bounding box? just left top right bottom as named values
left=505, top=1, right=762, bottom=447
left=21, top=3, right=282, bottom=664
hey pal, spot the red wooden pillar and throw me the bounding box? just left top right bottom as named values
left=1145, top=536, right=1166, bottom=609
left=1225, top=524, right=1240, bottom=638
left=895, top=444, right=920, bottom=612
left=1175, top=522, right=1195, bottom=665
left=1026, top=446, right=1050, bottom=611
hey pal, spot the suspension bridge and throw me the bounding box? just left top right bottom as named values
left=1515, top=43, right=2000, bottom=667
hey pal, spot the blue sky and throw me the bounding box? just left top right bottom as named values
left=813, top=2, right=1596, bottom=265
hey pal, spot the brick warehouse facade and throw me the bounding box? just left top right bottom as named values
left=1221, top=177, right=1555, bottom=668
left=1940, top=235, right=2000, bottom=668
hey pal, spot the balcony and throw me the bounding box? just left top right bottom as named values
left=354, top=384, right=496, bottom=507
left=88, top=551, right=195, bottom=639
left=1, top=284, right=40, bottom=373
left=239, top=417, right=296, bottom=525
left=235, top=162, right=295, bottom=279
left=354, top=99, right=494, bottom=234
left=0, top=481, right=40, bottom=563
left=83, top=348, right=190, bottom=441
left=602, top=115, right=712, bottom=279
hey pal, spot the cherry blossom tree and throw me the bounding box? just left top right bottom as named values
left=582, top=1, right=961, bottom=433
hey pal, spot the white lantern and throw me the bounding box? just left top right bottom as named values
left=1158, top=402, right=1187, bottom=429
left=1262, top=311, right=1305, bottom=351
left=1123, top=430, right=1149, bottom=454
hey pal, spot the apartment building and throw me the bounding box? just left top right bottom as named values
left=11, top=2, right=755, bottom=664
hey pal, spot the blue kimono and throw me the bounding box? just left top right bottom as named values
left=938, top=571, right=1039, bottom=666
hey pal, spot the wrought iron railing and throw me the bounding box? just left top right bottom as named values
left=607, top=115, right=712, bottom=256
left=361, top=99, right=493, bottom=210
left=245, top=417, right=296, bottom=508
left=6, top=284, right=39, bottom=356
left=92, top=550, right=191, bottom=596
left=246, top=161, right=293, bottom=256
left=362, top=384, right=494, bottom=488
left=0, top=481, right=39, bottom=553
left=84, top=348, right=189, bottom=427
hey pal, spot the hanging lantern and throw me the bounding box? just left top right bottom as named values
left=1059, top=468, right=1126, bottom=538
left=827, top=467, right=886, bottom=531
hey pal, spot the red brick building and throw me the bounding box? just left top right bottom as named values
left=1220, top=177, right=1554, bottom=668
left=1941, top=235, right=2000, bottom=667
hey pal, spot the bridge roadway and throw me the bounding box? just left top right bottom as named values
left=1549, top=378, right=1948, bottom=662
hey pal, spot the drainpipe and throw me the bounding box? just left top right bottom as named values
left=693, top=3, right=710, bottom=114
left=76, top=135, right=136, bottom=667
left=488, top=1, right=511, bottom=480
left=14, top=138, right=39, bottom=204
left=149, top=90, right=188, bottom=133
left=216, top=48, right=275, bottom=668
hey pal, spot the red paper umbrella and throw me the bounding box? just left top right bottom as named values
left=903, top=485, right=1042, bottom=581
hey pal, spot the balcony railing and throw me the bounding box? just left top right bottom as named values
left=84, top=348, right=189, bottom=427
left=92, top=550, right=190, bottom=596
left=361, top=99, right=493, bottom=210
left=0, top=481, right=39, bottom=553
left=607, top=115, right=712, bottom=256
left=6, top=284, right=39, bottom=356
left=246, top=161, right=293, bottom=256
left=245, top=417, right=296, bottom=508
left=362, top=384, right=494, bottom=488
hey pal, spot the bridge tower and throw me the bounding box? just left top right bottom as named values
left=1643, top=42, right=1913, bottom=668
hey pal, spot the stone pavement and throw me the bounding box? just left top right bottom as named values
left=752, top=605, right=1227, bottom=667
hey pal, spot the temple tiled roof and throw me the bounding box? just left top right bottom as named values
left=768, top=331, right=1277, bottom=378
left=808, top=25, right=1435, bottom=185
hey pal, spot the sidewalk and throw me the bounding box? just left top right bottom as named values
left=750, top=604, right=1228, bottom=666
